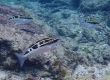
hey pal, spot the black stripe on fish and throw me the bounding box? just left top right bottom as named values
left=24, top=51, right=29, bottom=54
left=32, top=45, right=38, bottom=49
left=29, top=44, right=35, bottom=48
left=33, top=38, right=59, bottom=47
left=14, top=15, right=19, bottom=18
left=87, top=21, right=99, bottom=24
left=19, top=17, right=33, bottom=19
left=36, top=38, right=59, bottom=47
left=9, top=15, right=32, bottom=20
left=24, top=38, right=59, bottom=55
left=40, top=38, right=59, bottom=47
left=33, top=38, right=52, bottom=46
left=9, top=15, right=19, bottom=19
left=29, top=38, right=50, bottom=48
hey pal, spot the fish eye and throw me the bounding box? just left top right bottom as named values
left=13, top=16, right=15, bottom=19
left=30, top=48, right=32, bottom=51
left=39, top=41, right=43, bottom=45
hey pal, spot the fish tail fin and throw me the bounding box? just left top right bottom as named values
left=78, top=18, right=83, bottom=27
left=78, top=15, right=85, bottom=27
left=14, top=53, right=25, bottom=67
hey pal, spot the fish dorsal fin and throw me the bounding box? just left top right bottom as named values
left=30, top=38, right=59, bottom=48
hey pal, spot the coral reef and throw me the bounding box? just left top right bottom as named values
left=0, top=0, right=110, bottom=80
left=18, top=2, right=110, bottom=79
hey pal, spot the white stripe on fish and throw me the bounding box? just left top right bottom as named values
left=15, top=38, right=60, bottom=67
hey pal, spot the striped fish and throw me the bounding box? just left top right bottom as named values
left=15, top=38, right=60, bottom=67
left=8, top=15, right=32, bottom=25
left=79, top=16, right=99, bottom=29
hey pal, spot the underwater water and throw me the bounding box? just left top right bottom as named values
left=0, top=0, right=110, bottom=80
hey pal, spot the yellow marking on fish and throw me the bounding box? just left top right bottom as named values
left=85, top=17, right=99, bottom=24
